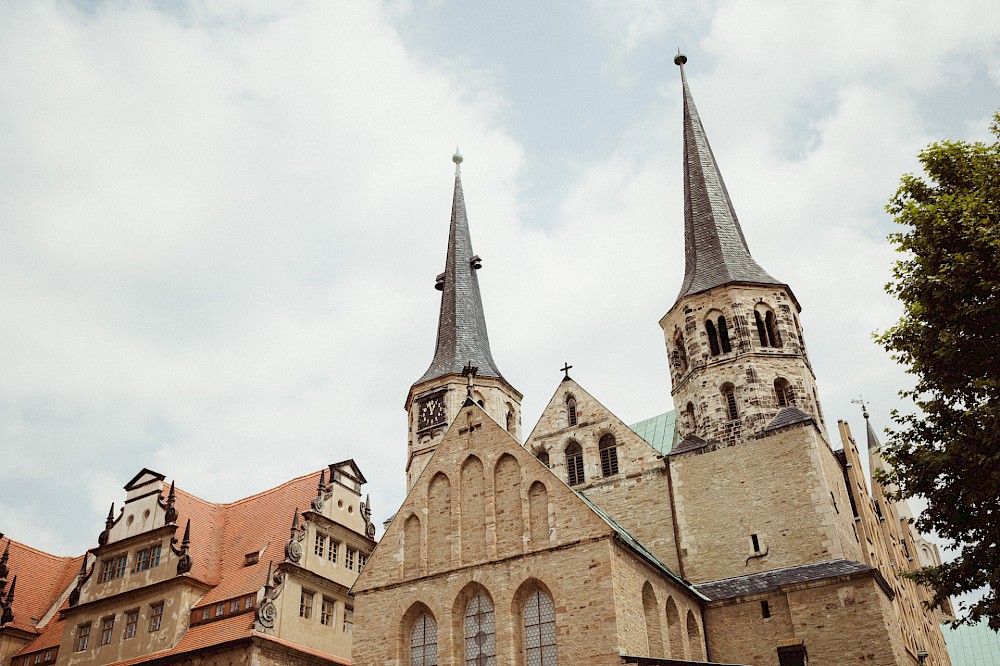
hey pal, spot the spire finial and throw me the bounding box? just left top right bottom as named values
left=453, top=147, right=463, bottom=174
left=852, top=397, right=870, bottom=420
left=674, top=49, right=687, bottom=66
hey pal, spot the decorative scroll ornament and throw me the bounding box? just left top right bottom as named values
left=253, top=561, right=285, bottom=633
left=0, top=575, right=15, bottom=626
left=163, top=481, right=178, bottom=524
left=175, top=520, right=192, bottom=575
left=68, top=556, right=92, bottom=607
left=362, top=494, right=376, bottom=539
left=311, top=469, right=327, bottom=513
left=284, top=509, right=305, bottom=563
left=98, top=503, right=115, bottom=546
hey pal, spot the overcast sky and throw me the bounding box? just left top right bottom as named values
left=2, top=1, right=998, bottom=569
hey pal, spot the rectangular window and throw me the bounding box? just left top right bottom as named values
left=300, top=590, right=314, bottom=619
left=201, top=608, right=211, bottom=621
left=358, top=552, right=367, bottom=570
left=328, top=540, right=339, bottom=564
left=321, top=597, right=335, bottom=626
left=76, top=624, right=90, bottom=652
left=33, top=654, right=41, bottom=664
left=751, top=533, right=761, bottom=553
left=113, top=554, right=127, bottom=579
left=135, top=544, right=162, bottom=571
left=245, top=595, right=256, bottom=609
left=345, top=548, right=355, bottom=571
left=43, top=651, right=52, bottom=662
left=215, top=603, right=225, bottom=617
left=149, top=603, right=163, bottom=632
left=314, top=532, right=325, bottom=558
left=124, top=610, right=139, bottom=639
left=761, top=600, right=771, bottom=618
left=230, top=600, right=240, bottom=613
left=342, top=606, right=353, bottom=634
left=100, top=617, right=115, bottom=645
left=99, top=559, right=114, bottom=583
left=777, top=644, right=807, bottom=666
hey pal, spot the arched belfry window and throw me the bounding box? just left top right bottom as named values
left=524, top=590, right=557, bottom=665
left=506, top=404, right=516, bottom=433
left=705, top=319, right=721, bottom=356
left=410, top=613, right=438, bottom=666
left=722, top=383, right=739, bottom=421
left=774, top=378, right=794, bottom=407
left=765, top=311, right=782, bottom=348
left=565, top=442, right=584, bottom=486
left=717, top=316, right=732, bottom=353
left=755, top=310, right=768, bottom=346
left=673, top=331, right=688, bottom=373
left=599, top=434, right=619, bottom=477
left=566, top=396, right=577, bottom=427
left=464, top=594, right=496, bottom=665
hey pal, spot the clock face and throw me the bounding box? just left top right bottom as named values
left=418, top=395, right=446, bottom=430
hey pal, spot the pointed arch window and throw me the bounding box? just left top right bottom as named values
left=705, top=320, right=721, bottom=356
left=774, top=378, right=794, bottom=407
left=464, top=594, right=495, bottom=666
left=566, top=397, right=577, bottom=427
left=599, top=434, right=619, bottom=477
left=565, top=442, right=584, bottom=486
left=410, top=613, right=438, bottom=666
left=524, top=590, right=557, bottom=665
left=722, top=384, right=739, bottom=421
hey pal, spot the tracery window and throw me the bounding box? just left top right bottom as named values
left=565, top=442, right=584, bottom=486
left=410, top=613, right=438, bottom=666
left=464, top=594, right=496, bottom=666
left=598, top=434, right=619, bottom=477
left=566, top=397, right=577, bottom=427
left=523, top=590, right=557, bottom=666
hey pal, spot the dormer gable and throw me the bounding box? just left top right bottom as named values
left=124, top=468, right=166, bottom=501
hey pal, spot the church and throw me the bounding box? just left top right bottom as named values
left=0, top=56, right=955, bottom=666
left=350, top=55, right=952, bottom=665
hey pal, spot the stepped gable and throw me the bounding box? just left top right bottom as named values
left=0, top=536, right=83, bottom=636
left=695, top=559, right=881, bottom=601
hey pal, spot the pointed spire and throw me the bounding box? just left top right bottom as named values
left=673, top=53, right=782, bottom=303
left=290, top=509, right=300, bottom=537
left=862, top=407, right=882, bottom=452
left=317, top=469, right=326, bottom=493
left=181, top=520, right=191, bottom=549
left=105, top=503, right=115, bottom=527
left=415, top=151, right=505, bottom=385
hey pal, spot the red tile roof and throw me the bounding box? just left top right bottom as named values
left=1, top=537, right=82, bottom=636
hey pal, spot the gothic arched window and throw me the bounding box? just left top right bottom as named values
left=464, top=594, right=495, bottom=666
left=705, top=319, right=721, bottom=356
left=524, top=590, right=557, bottom=665
left=599, top=434, right=619, bottom=477
left=410, top=613, right=438, bottom=666
left=722, top=383, right=739, bottom=421
left=565, top=442, right=584, bottom=486
left=774, top=378, right=794, bottom=407
left=717, top=316, right=732, bottom=353
left=566, top=397, right=577, bottom=427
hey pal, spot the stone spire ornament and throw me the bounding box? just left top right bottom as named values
left=164, top=481, right=177, bottom=524
left=1, top=575, right=15, bottom=626
left=176, top=520, right=192, bottom=575
left=285, top=509, right=303, bottom=563
left=673, top=52, right=783, bottom=304
left=98, top=503, right=115, bottom=546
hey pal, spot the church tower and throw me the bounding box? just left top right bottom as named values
left=659, top=54, right=826, bottom=448
left=404, top=151, right=522, bottom=491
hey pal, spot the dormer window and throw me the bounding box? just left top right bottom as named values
left=244, top=552, right=259, bottom=567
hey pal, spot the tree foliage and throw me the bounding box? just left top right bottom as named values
left=877, top=112, right=1000, bottom=629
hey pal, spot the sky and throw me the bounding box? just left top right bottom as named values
left=1, top=0, right=998, bottom=583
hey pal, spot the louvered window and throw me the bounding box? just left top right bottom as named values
left=566, top=397, right=577, bottom=427
left=599, top=434, right=618, bottom=477
left=565, top=443, right=584, bottom=486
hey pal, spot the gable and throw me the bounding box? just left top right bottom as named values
left=525, top=378, right=664, bottom=484
left=353, top=400, right=617, bottom=593
left=124, top=468, right=166, bottom=492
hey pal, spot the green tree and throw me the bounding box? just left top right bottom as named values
left=878, top=112, right=1000, bottom=629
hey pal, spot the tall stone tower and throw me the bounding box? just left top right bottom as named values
left=404, top=151, right=522, bottom=491
left=659, top=54, right=825, bottom=448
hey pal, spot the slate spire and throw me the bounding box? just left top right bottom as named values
left=674, top=53, right=782, bottom=302
left=415, top=150, right=504, bottom=385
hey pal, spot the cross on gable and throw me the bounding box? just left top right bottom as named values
left=561, top=362, right=573, bottom=380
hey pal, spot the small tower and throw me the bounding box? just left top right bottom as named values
left=660, top=54, right=825, bottom=447
left=404, top=150, right=522, bottom=490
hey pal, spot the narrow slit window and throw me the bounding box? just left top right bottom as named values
left=723, top=385, right=739, bottom=421
left=751, top=533, right=761, bottom=552
left=566, top=397, right=577, bottom=427
left=755, top=310, right=768, bottom=346
left=765, top=311, right=783, bottom=348
left=706, top=320, right=721, bottom=356
left=761, top=600, right=771, bottom=618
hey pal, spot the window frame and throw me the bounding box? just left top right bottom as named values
left=321, top=597, right=336, bottom=627
left=123, top=609, right=139, bottom=639
left=149, top=603, right=164, bottom=632
left=598, top=434, right=619, bottom=477
left=300, top=589, right=314, bottom=619
left=565, top=442, right=584, bottom=486
left=100, top=616, right=115, bottom=646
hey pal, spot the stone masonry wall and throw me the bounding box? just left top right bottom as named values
left=669, top=423, right=849, bottom=583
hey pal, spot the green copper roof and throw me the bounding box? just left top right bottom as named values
left=944, top=622, right=1000, bottom=665
left=629, top=410, right=676, bottom=455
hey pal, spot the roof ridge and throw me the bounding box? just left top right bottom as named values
left=1, top=537, right=81, bottom=563
left=172, top=469, right=322, bottom=509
